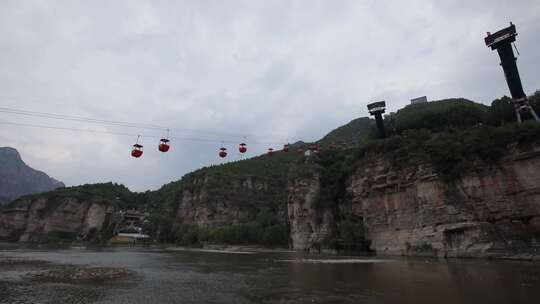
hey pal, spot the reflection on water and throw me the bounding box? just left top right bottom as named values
left=1, top=246, right=540, bottom=303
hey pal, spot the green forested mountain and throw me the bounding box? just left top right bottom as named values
left=4, top=182, right=143, bottom=210
left=143, top=93, right=540, bottom=245
left=385, top=98, right=489, bottom=134
left=5, top=92, right=540, bottom=246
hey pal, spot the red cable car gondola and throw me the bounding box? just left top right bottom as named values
left=239, top=143, right=247, bottom=154
left=267, top=148, right=274, bottom=156
left=219, top=147, right=228, bottom=158
left=283, top=144, right=290, bottom=152
left=131, top=144, right=143, bottom=158
left=131, top=135, right=144, bottom=158
left=158, top=138, right=170, bottom=152
left=309, top=144, right=318, bottom=152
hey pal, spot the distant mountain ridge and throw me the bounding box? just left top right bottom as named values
left=0, top=147, right=64, bottom=204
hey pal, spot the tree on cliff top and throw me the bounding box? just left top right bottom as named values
left=384, top=98, right=489, bottom=135
left=489, top=92, right=540, bottom=126
left=6, top=182, right=141, bottom=210
left=318, top=117, right=374, bottom=146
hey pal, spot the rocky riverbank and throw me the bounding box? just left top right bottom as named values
left=0, top=256, right=135, bottom=303
left=28, top=266, right=133, bottom=282
left=1, top=256, right=134, bottom=281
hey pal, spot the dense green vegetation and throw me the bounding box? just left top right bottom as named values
left=45, top=230, right=78, bottom=243
left=318, top=117, right=374, bottom=146
left=385, top=98, right=489, bottom=134
left=5, top=182, right=143, bottom=210
left=143, top=180, right=183, bottom=242
left=489, top=91, right=540, bottom=125
left=194, top=150, right=299, bottom=178
left=174, top=221, right=288, bottom=247
left=361, top=122, right=540, bottom=179
left=159, top=205, right=289, bottom=247
left=380, top=92, right=540, bottom=137
left=337, top=93, right=540, bottom=180
left=488, top=96, right=516, bottom=125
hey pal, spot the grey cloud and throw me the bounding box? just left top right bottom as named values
left=1, top=0, right=539, bottom=191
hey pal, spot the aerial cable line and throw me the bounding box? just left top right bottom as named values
left=0, top=107, right=311, bottom=158
left=0, top=121, right=235, bottom=143
left=0, top=107, right=167, bottom=130
left=0, top=106, right=250, bottom=139
left=0, top=120, right=286, bottom=146
left=0, top=120, right=164, bottom=138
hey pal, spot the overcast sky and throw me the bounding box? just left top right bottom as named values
left=1, top=0, right=539, bottom=191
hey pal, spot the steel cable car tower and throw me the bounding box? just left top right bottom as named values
left=367, top=101, right=387, bottom=138
left=485, top=22, right=539, bottom=123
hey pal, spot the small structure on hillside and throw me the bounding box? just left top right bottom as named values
left=411, top=96, right=428, bottom=105
left=485, top=22, right=539, bottom=123
left=109, top=209, right=151, bottom=244
left=110, top=231, right=150, bottom=244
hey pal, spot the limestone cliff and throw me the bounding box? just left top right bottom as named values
left=287, top=159, right=334, bottom=251
left=347, top=143, right=540, bottom=258
left=0, top=197, right=113, bottom=242
left=176, top=171, right=288, bottom=227
left=288, top=140, right=540, bottom=258
left=0, top=183, right=136, bottom=243
left=140, top=168, right=291, bottom=246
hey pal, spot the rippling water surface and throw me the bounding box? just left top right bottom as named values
left=1, top=246, right=540, bottom=304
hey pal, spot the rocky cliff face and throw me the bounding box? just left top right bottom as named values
left=287, top=160, right=334, bottom=251
left=176, top=171, right=288, bottom=227
left=0, top=196, right=113, bottom=242
left=349, top=143, right=540, bottom=258
left=0, top=182, right=133, bottom=243
left=288, top=142, right=540, bottom=258
left=0, top=147, right=64, bottom=204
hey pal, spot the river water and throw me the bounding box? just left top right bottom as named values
left=1, top=246, right=540, bottom=304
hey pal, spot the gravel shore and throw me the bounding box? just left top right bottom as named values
left=0, top=256, right=136, bottom=303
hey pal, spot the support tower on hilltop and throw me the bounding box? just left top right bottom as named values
left=367, top=101, right=386, bottom=139
left=485, top=22, right=539, bottom=123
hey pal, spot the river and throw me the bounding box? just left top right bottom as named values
left=1, top=246, right=540, bottom=303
